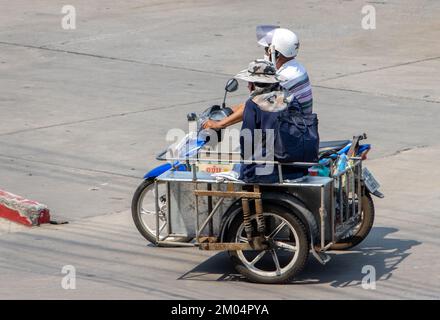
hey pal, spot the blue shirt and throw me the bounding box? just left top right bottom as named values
left=239, top=98, right=306, bottom=183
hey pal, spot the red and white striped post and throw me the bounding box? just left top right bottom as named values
left=0, top=189, right=50, bottom=226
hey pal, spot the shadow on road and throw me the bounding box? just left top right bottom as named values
left=178, top=227, right=421, bottom=285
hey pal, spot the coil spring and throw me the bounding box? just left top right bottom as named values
left=255, top=198, right=265, bottom=234
left=241, top=198, right=253, bottom=240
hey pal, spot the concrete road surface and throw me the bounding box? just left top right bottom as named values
left=0, top=0, right=439, bottom=299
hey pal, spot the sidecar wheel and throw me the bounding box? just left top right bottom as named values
left=330, top=194, right=375, bottom=250
left=131, top=179, right=191, bottom=245
left=227, top=203, right=309, bottom=284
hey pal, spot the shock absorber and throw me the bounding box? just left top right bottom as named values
left=254, top=185, right=266, bottom=236
left=241, top=198, right=253, bottom=241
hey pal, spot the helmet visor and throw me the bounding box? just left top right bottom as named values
left=256, top=25, right=279, bottom=46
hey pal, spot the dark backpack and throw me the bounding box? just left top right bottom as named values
left=274, top=103, right=319, bottom=163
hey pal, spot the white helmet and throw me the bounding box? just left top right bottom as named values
left=271, top=28, right=300, bottom=58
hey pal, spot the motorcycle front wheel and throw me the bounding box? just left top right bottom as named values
left=131, top=179, right=191, bottom=245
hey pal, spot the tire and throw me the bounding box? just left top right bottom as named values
left=131, top=179, right=192, bottom=245
left=330, top=193, right=375, bottom=250
left=227, top=203, right=309, bottom=284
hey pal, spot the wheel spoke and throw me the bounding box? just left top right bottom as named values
left=268, top=221, right=287, bottom=238
left=271, top=250, right=282, bottom=276
left=250, top=251, right=266, bottom=266
left=274, top=241, right=297, bottom=252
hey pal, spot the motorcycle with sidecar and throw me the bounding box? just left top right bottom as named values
left=131, top=79, right=383, bottom=284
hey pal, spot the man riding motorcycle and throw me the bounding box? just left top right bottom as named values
left=203, top=27, right=313, bottom=129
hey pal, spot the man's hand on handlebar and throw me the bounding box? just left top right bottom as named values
left=202, top=103, right=245, bottom=130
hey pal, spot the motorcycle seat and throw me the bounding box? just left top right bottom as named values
left=319, top=140, right=350, bottom=154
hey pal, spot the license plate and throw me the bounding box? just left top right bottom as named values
left=362, top=167, right=380, bottom=193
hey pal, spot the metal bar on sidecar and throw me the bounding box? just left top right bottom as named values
left=357, top=161, right=362, bottom=216
left=193, top=189, right=261, bottom=198
left=346, top=169, right=349, bottom=220
left=338, top=176, right=343, bottom=223
left=191, top=163, right=197, bottom=181
left=207, top=184, right=214, bottom=236
left=166, top=181, right=171, bottom=235
left=157, top=173, right=331, bottom=188
left=319, top=185, right=326, bottom=249
left=154, top=180, right=160, bottom=242
left=352, top=165, right=356, bottom=218
left=195, top=192, right=200, bottom=241
left=190, top=158, right=201, bottom=241
left=157, top=155, right=319, bottom=167
left=278, top=164, right=283, bottom=184
left=197, top=198, right=225, bottom=237
left=330, top=176, right=336, bottom=243
left=167, top=233, right=191, bottom=238
left=157, top=241, right=196, bottom=247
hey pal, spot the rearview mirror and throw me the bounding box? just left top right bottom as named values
left=225, top=78, right=238, bottom=92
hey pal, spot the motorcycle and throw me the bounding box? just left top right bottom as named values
left=131, top=79, right=383, bottom=283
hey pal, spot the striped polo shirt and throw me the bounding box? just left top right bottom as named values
left=277, top=59, right=313, bottom=113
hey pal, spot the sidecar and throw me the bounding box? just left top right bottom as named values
left=131, top=147, right=374, bottom=284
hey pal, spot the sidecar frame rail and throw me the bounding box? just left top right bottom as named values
left=153, top=151, right=363, bottom=257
